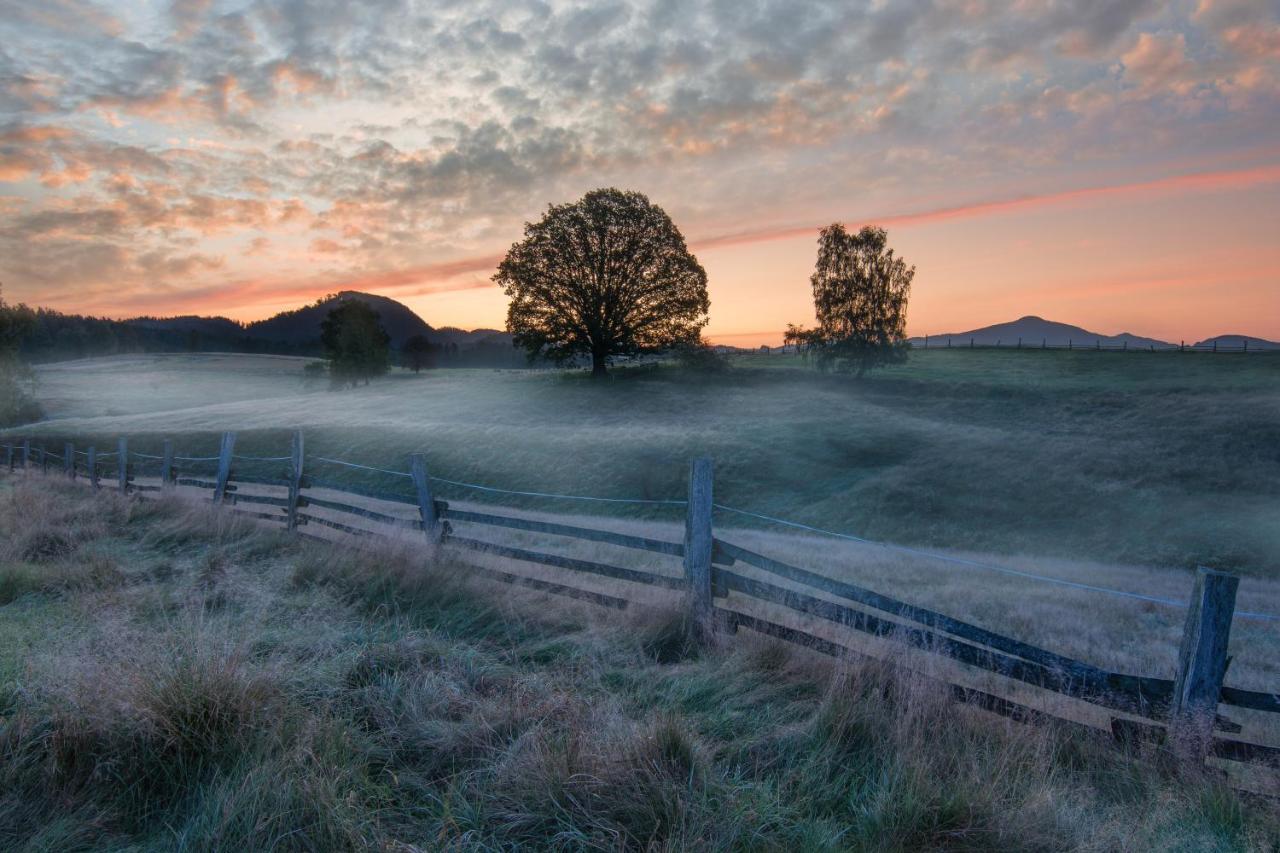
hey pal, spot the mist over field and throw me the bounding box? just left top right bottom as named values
left=23, top=349, right=1280, bottom=575
left=6, top=0, right=1280, bottom=845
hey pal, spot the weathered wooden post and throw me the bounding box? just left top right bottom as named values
left=684, top=457, right=714, bottom=637
left=410, top=453, right=439, bottom=541
left=22, top=438, right=30, bottom=468
left=117, top=437, right=128, bottom=494
left=213, top=431, right=236, bottom=504
left=64, top=442, right=75, bottom=480
left=39, top=445, right=49, bottom=474
left=1171, top=567, right=1239, bottom=757
left=88, top=446, right=99, bottom=489
left=4, top=443, right=12, bottom=471
left=287, top=430, right=304, bottom=531
left=161, top=439, right=174, bottom=489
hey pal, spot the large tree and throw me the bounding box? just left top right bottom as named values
left=495, top=188, right=710, bottom=377
left=792, top=225, right=914, bottom=376
left=320, top=299, right=391, bottom=388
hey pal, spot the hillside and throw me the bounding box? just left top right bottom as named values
left=244, top=290, right=434, bottom=347
left=126, top=315, right=245, bottom=337
left=1194, top=334, right=1280, bottom=351
left=910, top=315, right=1173, bottom=348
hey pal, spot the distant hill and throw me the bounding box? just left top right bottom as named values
left=1192, top=334, right=1280, bottom=351
left=245, top=291, right=433, bottom=348
left=432, top=326, right=512, bottom=348
left=909, top=316, right=1173, bottom=349
left=127, top=315, right=245, bottom=337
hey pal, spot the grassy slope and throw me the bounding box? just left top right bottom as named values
left=15, top=349, right=1280, bottom=575
left=1, top=477, right=1277, bottom=851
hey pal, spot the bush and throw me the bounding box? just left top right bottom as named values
left=674, top=339, right=731, bottom=374
left=0, top=356, right=42, bottom=427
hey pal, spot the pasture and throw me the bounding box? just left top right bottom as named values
left=4, top=351, right=1280, bottom=848
left=1, top=476, right=1277, bottom=849
left=18, top=348, right=1280, bottom=575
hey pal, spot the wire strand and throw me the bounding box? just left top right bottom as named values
left=311, top=456, right=413, bottom=479
left=713, top=503, right=1279, bottom=623
left=428, top=474, right=688, bottom=506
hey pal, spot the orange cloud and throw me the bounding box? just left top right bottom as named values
left=690, top=162, right=1280, bottom=250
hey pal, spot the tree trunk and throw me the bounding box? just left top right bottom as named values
left=591, top=351, right=607, bottom=378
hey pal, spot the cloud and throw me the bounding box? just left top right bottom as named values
left=2, top=0, right=1278, bottom=323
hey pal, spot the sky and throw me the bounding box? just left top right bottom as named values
left=1, top=0, right=1278, bottom=346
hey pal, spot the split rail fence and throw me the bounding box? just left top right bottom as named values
left=4, top=431, right=1279, bottom=773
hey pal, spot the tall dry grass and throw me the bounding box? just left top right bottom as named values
left=0, top=473, right=1277, bottom=850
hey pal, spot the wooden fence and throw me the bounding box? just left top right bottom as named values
left=4, top=431, right=1279, bottom=772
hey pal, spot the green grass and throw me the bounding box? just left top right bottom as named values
left=1, top=476, right=1277, bottom=850
left=12, top=349, right=1280, bottom=575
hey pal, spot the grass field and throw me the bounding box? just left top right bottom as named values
left=2, top=476, right=1277, bottom=850
left=14, top=349, right=1280, bottom=578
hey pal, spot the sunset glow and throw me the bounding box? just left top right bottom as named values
left=3, top=1, right=1278, bottom=344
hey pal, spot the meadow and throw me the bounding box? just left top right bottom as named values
left=16, top=348, right=1280, bottom=576
left=2, top=475, right=1277, bottom=850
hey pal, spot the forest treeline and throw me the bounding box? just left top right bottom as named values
left=0, top=301, right=531, bottom=369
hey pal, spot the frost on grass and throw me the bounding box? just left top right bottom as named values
left=0, top=475, right=1277, bottom=850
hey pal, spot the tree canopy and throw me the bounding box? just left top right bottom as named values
left=790, top=225, right=913, bottom=376
left=320, top=300, right=391, bottom=388
left=401, top=333, right=434, bottom=373
left=495, top=188, right=710, bottom=377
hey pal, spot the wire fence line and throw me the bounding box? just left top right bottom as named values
left=713, top=503, right=1279, bottom=623
left=312, top=456, right=414, bottom=479
left=2, top=439, right=1277, bottom=622
left=3, top=434, right=1278, bottom=769
left=429, top=474, right=688, bottom=507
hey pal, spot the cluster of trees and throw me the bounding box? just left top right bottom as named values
left=496, top=188, right=912, bottom=378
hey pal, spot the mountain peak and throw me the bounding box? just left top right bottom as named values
left=910, top=316, right=1173, bottom=348
left=247, top=291, right=434, bottom=346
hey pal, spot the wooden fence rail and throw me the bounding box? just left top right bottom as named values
left=2, top=432, right=1276, bottom=771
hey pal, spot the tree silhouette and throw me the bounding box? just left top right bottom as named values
left=495, top=188, right=710, bottom=377
left=791, top=225, right=913, bottom=376
left=320, top=300, right=390, bottom=388
left=401, top=333, right=434, bottom=372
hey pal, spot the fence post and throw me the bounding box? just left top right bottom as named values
left=684, top=457, right=714, bottom=637
left=22, top=438, right=30, bottom=468
left=409, top=453, right=440, bottom=541
left=161, top=439, right=174, bottom=489
left=287, top=430, right=304, bottom=531
left=41, top=445, right=49, bottom=474
left=65, top=442, right=75, bottom=480
left=4, top=442, right=11, bottom=471
left=88, top=446, right=99, bottom=489
left=117, top=437, right=128, bottom=494
left=213, top=431, right=236, bottom=504
left=1171, top=567, right=1239, bottom=757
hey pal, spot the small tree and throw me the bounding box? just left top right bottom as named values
left=401, top=333, right=434, bottom=372
left=495, top=188, right=710, bottom=378
left=790, top=225, right=913, bottom=376
left=320, top=299, right=390, bottom=388
left=0, top=285, right=42, bottom=426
